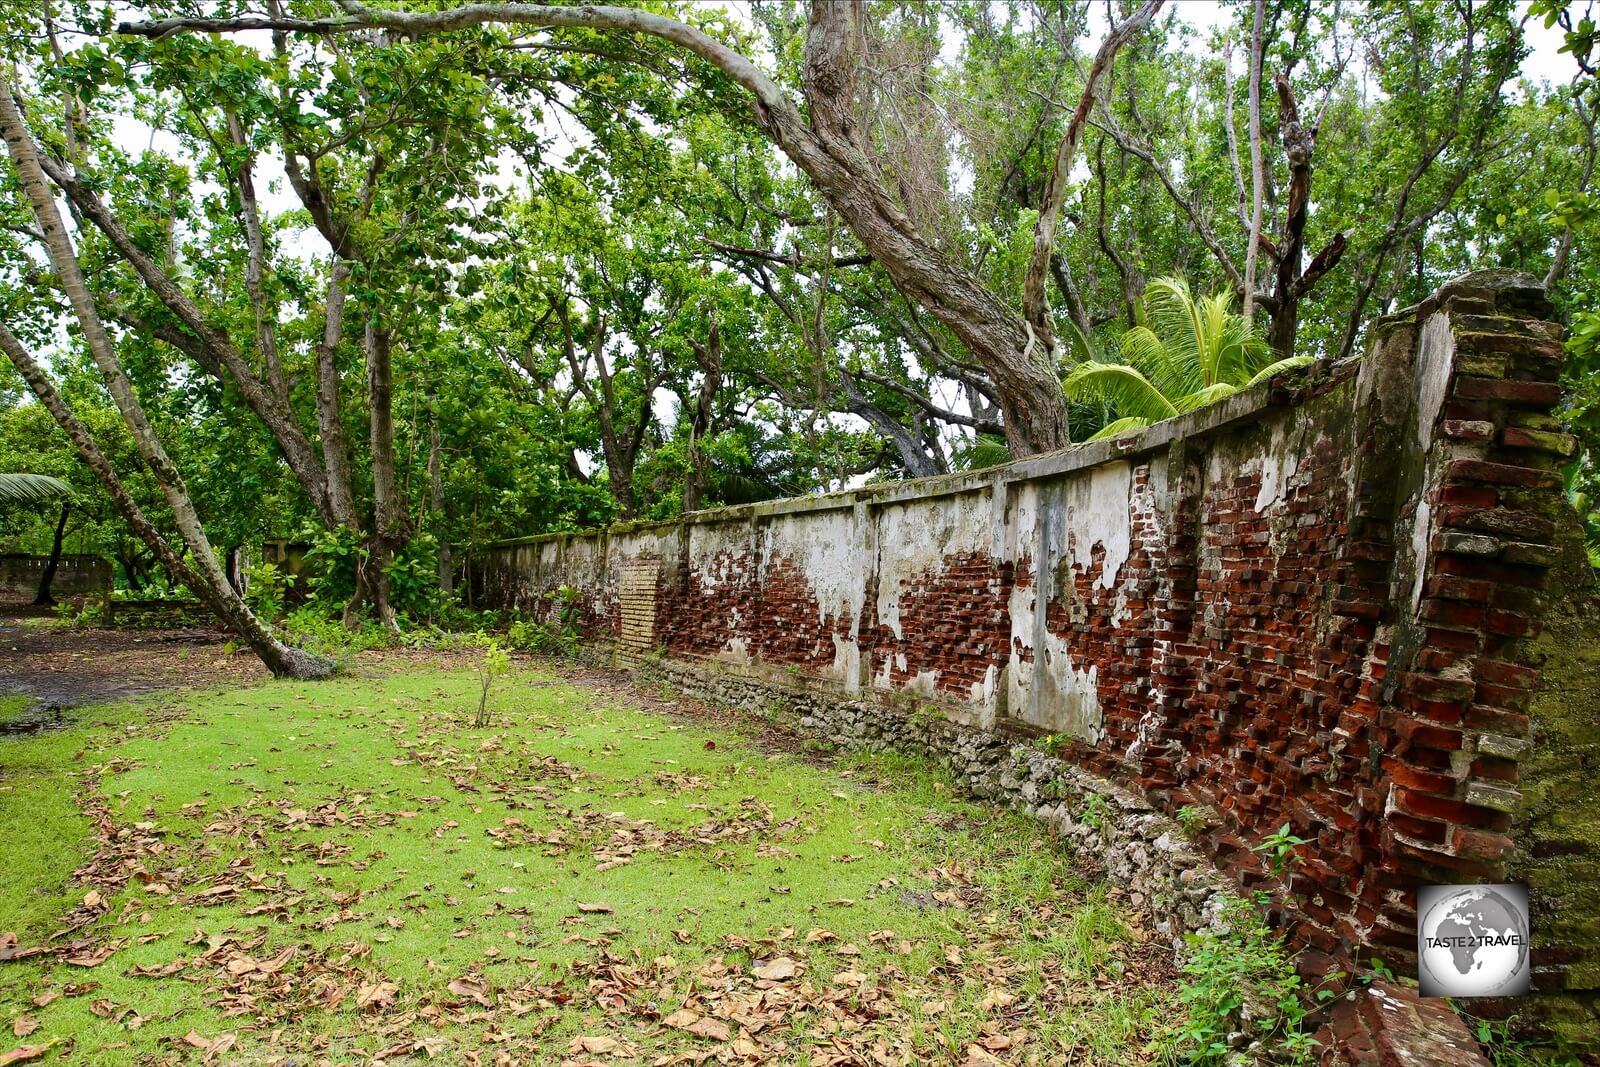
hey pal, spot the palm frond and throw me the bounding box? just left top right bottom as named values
left=1173, top=382, right=1240, bottom=413
left=1083, top=416, right=1154, bottom=442
left=0, top=473, right=74, bottom=509
left=1061, top=319, right=1101, bottom=366
left=1063, top=361, right=1181, bottom=423
left=1136, top=278, right=1207, bottom=399
left=1242, top=355, right=1315, bottom=390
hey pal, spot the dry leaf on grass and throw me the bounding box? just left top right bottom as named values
left=0, top=1041, right=57, bottom=1066
left=662, top=1009, right=730, bottom=1041
left=751, top=957, right=799, bottom=981
left=61, top=944, right=115, bottom=968
left=568, top=1034, right=622, bottom=1054
left=355, top=980, right=398, bottom=1013
left=0, top=934, right=50, bottom=964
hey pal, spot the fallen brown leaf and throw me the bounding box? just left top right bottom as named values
left=355, top=980, right=398, bottom=1013
left=751, top=957, right=799, bottom=981
left=0, top=1040, right=57, bottom=1066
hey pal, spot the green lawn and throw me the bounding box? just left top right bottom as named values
left=0, top=662, right=1180, bottom=1065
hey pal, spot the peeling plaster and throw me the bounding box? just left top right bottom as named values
left=1253, top=425, right=1303, bottom=514
left=874, top=492, right=991, bottom=640
left=763, top=509, right=867, bottom=633
left=1408, top=315, right=1456, bottom=612
left=1066, top=462, right=1133, bottom=589
left=1414, top=314, right=1455, bottom=454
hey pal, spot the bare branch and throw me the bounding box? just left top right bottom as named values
left=1023, top=0, right=1161, bottom=354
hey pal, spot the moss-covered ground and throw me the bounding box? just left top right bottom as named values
left=0, top=662, right=1180, bottom=1065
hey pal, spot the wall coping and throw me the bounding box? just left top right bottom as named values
left=482, top=356, right=1361, bottom=551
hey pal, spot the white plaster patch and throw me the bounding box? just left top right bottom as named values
left=763, top=509, right=867, bottom=632
left=906, top=669, right=939, bottom=697
left=716, top=636, right=751, bottom=666
left=969, top=663, right=999, bottom=709
left=1409, top=496, right=1433, bottom=612
left=1065, top=462, right=1133, bottom=589
left=831, top=633, right=861, bottom=693
left=1415, top=314, right=1455, bottom=453
left=1253, top=429, right=1300, bottom=514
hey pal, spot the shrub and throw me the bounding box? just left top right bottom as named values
left=1170, top=895, right=1325, bottom=1065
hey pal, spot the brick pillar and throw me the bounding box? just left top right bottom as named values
left=1372, top=271, right=1568, bottom=969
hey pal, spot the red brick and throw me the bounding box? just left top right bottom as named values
left=1452, top=828, right=1515, bottom=860
left=1437, top=485, right=1498, bottom=508
left=1443, top=459, right=1563, bottom=489
left=1451, top=376, right=1564, bottom=406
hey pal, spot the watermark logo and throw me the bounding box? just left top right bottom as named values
left=1417, top=883, right=1530, bottom=997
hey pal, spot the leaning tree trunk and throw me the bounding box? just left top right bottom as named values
left=0, top=323, right=332, bottom=678
left=33, top=501, right=69, bottom=606
left=0, top=80, right=331, bottom=679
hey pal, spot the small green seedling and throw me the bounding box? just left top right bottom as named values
left=1176, top=805, right=1207, bottom=837
left=474, top=639, right=510, bottom=727
left=1253, top=822, right=1310, bottom=878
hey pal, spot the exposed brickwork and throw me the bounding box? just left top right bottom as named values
left=468, top=272, right=1585, bottom=1059
left=1319, top=982, right=1488, bottom=1066
left=616, top=557, right=659, bottom=656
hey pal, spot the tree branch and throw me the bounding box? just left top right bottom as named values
left=1023, top=0, right=1161, bottom=354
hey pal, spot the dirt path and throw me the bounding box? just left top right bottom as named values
left=0, top=600, right=265, bottom=712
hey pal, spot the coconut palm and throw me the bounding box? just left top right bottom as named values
left=0, top=472, right=73, bottom=511
left=1063, top=277, right=1312, bottom=442
left=0, top=473, right=77, bottom=605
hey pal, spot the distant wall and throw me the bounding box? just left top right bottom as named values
left=0, top=553, right=110, bottom=598
left=470, top=272, right=1589, bottom=1040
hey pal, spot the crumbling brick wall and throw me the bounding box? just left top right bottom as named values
left=468, top=271, right=1589, bottom=1048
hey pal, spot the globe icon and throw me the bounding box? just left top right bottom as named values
left=1418, top=885, right=1530, bottom=997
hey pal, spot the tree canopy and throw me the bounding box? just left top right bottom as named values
left=0, top=0, right=1594, bottom=668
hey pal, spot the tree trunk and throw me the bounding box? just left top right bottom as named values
left=316, top=259, right=362, bottom=528
left=1264, top=74, right=1347, bottom=358
left=225, top=544, right=243, bottom=594
left=33, top=501, right=69, bottom=606
left=428, top=392, right=452, bottom=597
left=0, top=81, right=331, bottom=680
left=1242, top=0, right=1266, bottom=323
left=365, top=321, right=404, bottom=630
left=684, top=319, right=723, bottom=514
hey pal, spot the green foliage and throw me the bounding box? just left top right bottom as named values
left=1065, top=278, right=1311, bottom=441
left=279, top=605, right=395, bottom=661
left=505, top=585, right=584, bottom=657
left=1253, top=822, right=1311, bottom=879
left=474, top=639, right=511, bottom=727
left=1078, top=792, right=1112, bottom=833
left=1173, top=896, right=1323, bottom=1065
left=1176, top=805, right=1208, bottom=838
left=242, top=560, right=293, bottom=622
left=300, top=528, right=366, bottom=610
left=382, top=534, right=442, bottom=623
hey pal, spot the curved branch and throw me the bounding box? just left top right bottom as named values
left=1023, top=0, right=1161, bottom=353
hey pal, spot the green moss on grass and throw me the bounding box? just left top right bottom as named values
left=0, top=666, right=1181, bottom=1065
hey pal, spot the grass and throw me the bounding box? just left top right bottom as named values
left=0, top=662, right=1181, bottom=1065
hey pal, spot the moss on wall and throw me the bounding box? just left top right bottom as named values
left=1511, top=541, right=1600, bottom=1048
